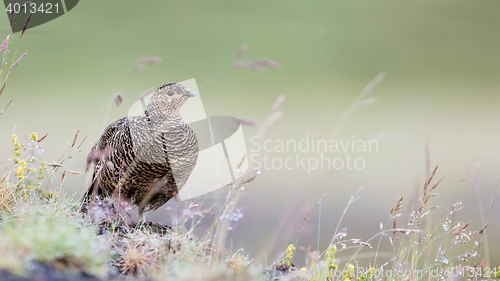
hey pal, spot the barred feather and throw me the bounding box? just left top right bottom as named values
left=84, top=83, right=199, bottom=214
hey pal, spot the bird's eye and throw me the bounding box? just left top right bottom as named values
left=167, top=91, right=174, bottom=96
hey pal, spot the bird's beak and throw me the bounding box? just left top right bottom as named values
left=182, top=91, right=196, bottom=98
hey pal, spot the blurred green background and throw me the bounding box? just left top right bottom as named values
left=0, top=0, right=499, bottom=267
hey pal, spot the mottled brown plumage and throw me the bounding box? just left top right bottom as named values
left=84, top=83, right=199, bottom=214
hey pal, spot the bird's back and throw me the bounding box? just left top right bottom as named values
left=85, top=112, right=199, bottom=212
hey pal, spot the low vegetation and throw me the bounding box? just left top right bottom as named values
left=0, top=132, right=499, bottom=281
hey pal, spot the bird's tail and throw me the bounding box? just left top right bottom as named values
left=80, top=167, right=103, bottom=213
left=82, top=182, right=102, bottom=202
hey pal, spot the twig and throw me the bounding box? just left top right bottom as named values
left=318, top=193, right=325, bottom=252
left=0, top=99, right=12, bottom=116
left=330, top=187, right=362, bottom=245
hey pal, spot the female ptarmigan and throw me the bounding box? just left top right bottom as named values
left=83, top=83, right=199, bottom=215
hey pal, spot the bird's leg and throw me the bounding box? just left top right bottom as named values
left=136, top=180, right=163, bottom=224
left=137, top=207, right=147, bottom=224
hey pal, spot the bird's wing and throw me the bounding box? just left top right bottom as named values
left=86, top=117, right=129, bottom=171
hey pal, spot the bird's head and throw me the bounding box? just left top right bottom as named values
left=147, top=83, right=196, bottom=115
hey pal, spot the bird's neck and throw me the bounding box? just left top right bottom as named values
left=145, top=110, right=184, bottom=126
